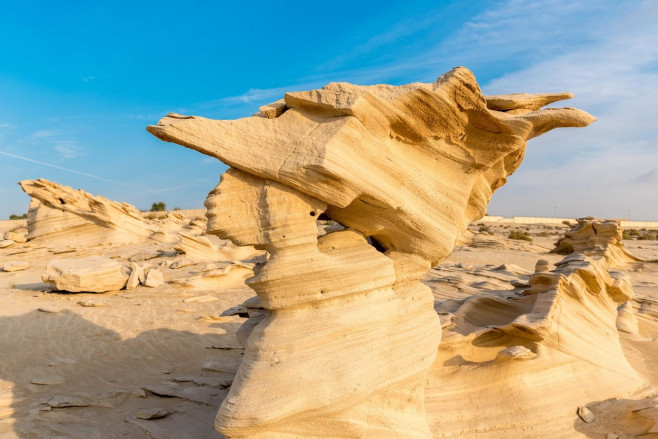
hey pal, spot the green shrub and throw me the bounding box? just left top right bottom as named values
left=146, top=213, right=167, bottom=220
left=8, top=213, right=27, bottom=220
left=508, top=230, right=533, bottom=242
left=150, top=202, right=167, bottom=212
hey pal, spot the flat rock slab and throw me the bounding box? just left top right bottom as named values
left=2, top=261, right=29, bottom=272
left=77, top=299, right=106, bottom=307
left=42, top=256, right=129, bottom=293
left=47, top=396, right=91, bottom=408
left=37, top=307, right=61, bottom=313
left=127, top=401, right=223, bottom=439
left=142, top=382, right=227, bottom=406
left=137, top=408, right=171, bottom=419
left=4, top=232, right=27, bottom=243
left=30, top=376, right=65, bottom=385
left=202, top=359, right=242, bottom=374
left=47, top=391, right=127, bottom=409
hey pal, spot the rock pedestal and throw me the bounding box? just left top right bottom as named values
left=148, top=67, right=596, bottom=438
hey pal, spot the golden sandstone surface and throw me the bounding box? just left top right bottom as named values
left=145, top=67, right=654, bottom=438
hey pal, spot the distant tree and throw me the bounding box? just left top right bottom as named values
left=173, top=206, right=181, bottom=211
left=9, top=213, right=27, bottom=220
left=149, top=202, right=167, bottom=212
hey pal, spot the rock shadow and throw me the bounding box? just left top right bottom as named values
left=0, top=309, right=240, bottom=438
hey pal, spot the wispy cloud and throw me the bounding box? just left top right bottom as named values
left=31, top=129, right=58, bottom=139
left=27, top=129, right=86, bottom=159
left=200, top=83, right=316, bottom=107
left=53, top=140, right=84, bottom=159
left=468, top=0, right=658, bottom=219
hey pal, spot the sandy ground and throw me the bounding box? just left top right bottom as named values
left=1, top=221, right=657, bottom=438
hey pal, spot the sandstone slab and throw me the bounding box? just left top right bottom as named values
left=42, top=256, right=129, bottom=293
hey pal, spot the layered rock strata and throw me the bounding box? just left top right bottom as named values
left=43, top=256, right=130, bottom=293
left=18, top=179, right=171, bottom=246
left=148, top=67, right=596, bottom=437
left=552, top=217, right=645, bottom=267
left=427, top=220, right=651, bottom=437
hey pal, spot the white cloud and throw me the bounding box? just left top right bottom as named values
left=203, top=84, right=303, bottom=107
left=53, top=140, right=84, bottom=159
left=31, top=129, right=59, bottom=139
left=477, top=0, right=658, bottom=219
left=186, top=0, right=658, bottom=219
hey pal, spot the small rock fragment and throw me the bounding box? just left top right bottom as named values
left=49, top=357, right=76, bottom=367
left=2, top=261, right=29, bottom=272
left=144, top=269, right=164, bottom=288
left=577, top=406, right=595, bottom=423
left=606, top=433, right=618, bottom=439
left=137, top=389, right=147, bottom=398
left=221, top=305, right=248, bottom=317
left=77, top=299, right=106, bottom=307
left=125, top=262, right=144, bottom=290
left=30, top=376, right=65, bottom=385
left=496, top=346, right=536, bottom=362
left=38, top=307, right=61, bottom=313
left=136, top=408, right=170, bottom=420
left=258, top=99, right=287, bottom=118
left=0, top=240, right=15, bottom=249
left=51, top=246, right=76, bottom=254
left=47, top=396, right=91, bottom=408
left=4, top=231, right=27, bottom=243
left=170, top=259, right=195, bottom=269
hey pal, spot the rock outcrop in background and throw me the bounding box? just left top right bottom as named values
left=19, top=179, right=166, bottom=246
left=429, top=218, right=653, bottom=437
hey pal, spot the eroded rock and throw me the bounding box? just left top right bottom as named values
left=2, top=261, right=29, bottom=272
left=148, top=67, right=597, bottom=438
left=42, top=256, right=129, bottom=293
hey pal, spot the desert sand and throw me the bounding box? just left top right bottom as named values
left=1, top=67, right=657, bottom=438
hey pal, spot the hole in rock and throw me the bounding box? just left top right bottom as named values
left=58, top=198, right=66, bottom=204
left=368, top=236, right=387, bottom=253
left=309, top=211, right=316, bottom=217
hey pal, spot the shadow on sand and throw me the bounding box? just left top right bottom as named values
left=0, top=309, right=242, bottom=439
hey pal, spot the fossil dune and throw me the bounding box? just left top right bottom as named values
left=0, top=67, right=656, bottom=439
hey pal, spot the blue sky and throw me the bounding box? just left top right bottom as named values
left=1, top=0, right=657, bottom=220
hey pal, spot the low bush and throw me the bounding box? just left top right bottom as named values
left=508, top=230, right=533, bottom=242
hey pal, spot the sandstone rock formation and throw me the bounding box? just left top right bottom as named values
left=18, top=179, right=166, bottom=246
left=174, top=233, right=260, bottom=262
left=427, top=219, right=652, bottom=436
left=552, top=217, right=645, bottom=267
left=42, top=256, right=130, bottom=293
left=148, top=67, right=596, bottom=437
